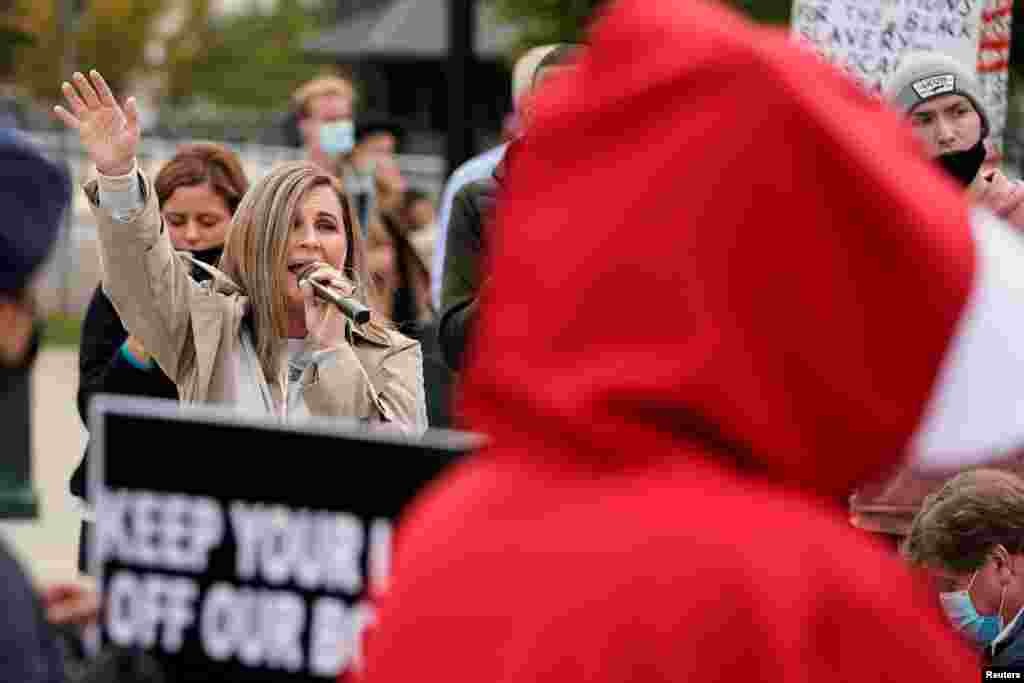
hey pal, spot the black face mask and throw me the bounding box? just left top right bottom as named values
left=188, top=245, right=223, bottom=283
left=936, top=138, right=987, bottom=188
left=189, top=245, right=223, bottom=267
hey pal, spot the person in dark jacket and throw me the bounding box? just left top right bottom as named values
left=71, top=142, right=249, bottom=571
left=437, top=177, right=499, bottom=371
left=904, top=469, right=1024, bottom=665
left=438, top=45, right=580, bottom=373
left=0, top=126, right=76, bottom=682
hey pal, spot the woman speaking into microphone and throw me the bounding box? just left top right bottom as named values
left=55, top=70, right=427, bottom=433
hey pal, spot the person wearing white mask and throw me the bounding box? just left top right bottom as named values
left=903, top=469, right=1024, bottom=665
left=291, top=76, right=394, bottom=240
left=293, top=75, right=357, bottom=173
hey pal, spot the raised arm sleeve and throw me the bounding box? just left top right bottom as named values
left=87, top=168, right=198, bottom=384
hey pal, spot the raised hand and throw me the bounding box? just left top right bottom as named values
left=53, top=70, right=139, bottom=176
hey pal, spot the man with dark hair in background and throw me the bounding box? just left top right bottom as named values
left=904, top=469, right=1024, bottom=665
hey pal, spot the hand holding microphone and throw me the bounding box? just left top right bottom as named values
left=297, top=263, right=371, bottom=325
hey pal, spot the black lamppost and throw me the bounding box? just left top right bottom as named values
left=446, top=0, right=476, bottom=177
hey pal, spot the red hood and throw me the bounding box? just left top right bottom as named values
left=459, top=1, right=975, bottom=499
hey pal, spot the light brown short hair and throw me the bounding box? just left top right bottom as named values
left=902, top=469, right=1024, bottom=573
left=292, top=76, right=355, bottom=119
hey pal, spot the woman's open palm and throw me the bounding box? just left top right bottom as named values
left=53, top=70, right=139, bottom=176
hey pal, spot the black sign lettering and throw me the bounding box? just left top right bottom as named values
left=89, top=397, right=473, bottom=682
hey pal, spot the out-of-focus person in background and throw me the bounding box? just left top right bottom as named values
left=368, top=152, right=434, bottom=328
left=294, top=74, right=357, bottom=176
left=55, top=70, right=426, bottom=433
left=402, top=189, right=436, bottom=234
left=293, top=73, right=381, bottom=239
left=0, top=126, right=96, bottom=682
left=365, top=153, right=450, bottom=427
left=358, top=0, right=1024, bottom=679
left=70, top=142, right=250, bottom=573
left=438, top=44, right=580, bottom=372
left=343, top=120, right=452, bottom=427
left=401, top=189, right=438, bottom=306
left=345, top=119, right=404, bottom=237
left=850, top=51, right=1024, bottom=541
left=903, top=470, right=1024, bottom=665
left=401, top=189, right=437, bottom=272
left=291, top=71, right=401, bottom=240
left=430, top=44, right=567, bottom=311
left=885, top=52, right=1024, bottom=227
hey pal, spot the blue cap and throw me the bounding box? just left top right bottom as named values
left=0, top=129, right=70, bottom=293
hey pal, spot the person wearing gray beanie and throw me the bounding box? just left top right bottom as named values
left=884, top=51, right=1024, bottom=229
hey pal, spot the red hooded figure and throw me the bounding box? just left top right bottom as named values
left=357, top=1, right=1024, bottom=680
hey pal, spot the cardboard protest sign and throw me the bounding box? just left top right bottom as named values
left=791, top=0, right=1014, bottom=154
left=88, top=396, right=473, bottom=682
left=978, top=0, right=1014, bottom=152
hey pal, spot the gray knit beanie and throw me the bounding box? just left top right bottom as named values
left=884, top=51, right=990, bottom=138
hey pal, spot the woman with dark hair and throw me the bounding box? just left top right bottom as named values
left=71, top=142, right=249, bottom=570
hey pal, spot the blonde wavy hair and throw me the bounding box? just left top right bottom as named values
left=220, top=161, right=380, bottom=379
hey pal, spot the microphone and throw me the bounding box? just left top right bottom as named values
left=297, top=264, right=372, bottom=325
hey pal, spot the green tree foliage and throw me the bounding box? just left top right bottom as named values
left=5, top=0, right=333, bottom=115
left=0, top=0, right=35, bottom=82
left=492, top=0, right=791, bottom=54
left=162, top=0, right=214, bottom=105
left=493, top=0, right=605, bottom=53
left=165, top=0, right=328, bottom=110
left=10, top=0, right=173, bottom=103
left=723, top=0, right=790, bottom=24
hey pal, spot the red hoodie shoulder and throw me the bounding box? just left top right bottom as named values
left=467, top=0, right=973, bottom=498
left=366, top=451, right=979, bottom=683
left=363, top=0, right=986, bottom=680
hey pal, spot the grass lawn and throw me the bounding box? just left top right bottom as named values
left=42, top=314, right=82, bottom=348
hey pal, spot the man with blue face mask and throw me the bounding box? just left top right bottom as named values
left=293, top=75, right=357, bottom=175
left=292, top=76, right=396, bottom=238
left=939, top=568, right=1006, bottom=646
left=904, top=469, right=1024, bottom=665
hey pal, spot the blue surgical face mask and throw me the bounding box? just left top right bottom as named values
left=939, top=569, right=1006, bottom=648
left=319, top=120, right=354, bottom=157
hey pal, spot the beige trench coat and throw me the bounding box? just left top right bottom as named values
left=86, top=172, right=427, bottom=435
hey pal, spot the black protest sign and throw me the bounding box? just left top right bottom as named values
left=88, top=397, right=471, bottom=682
